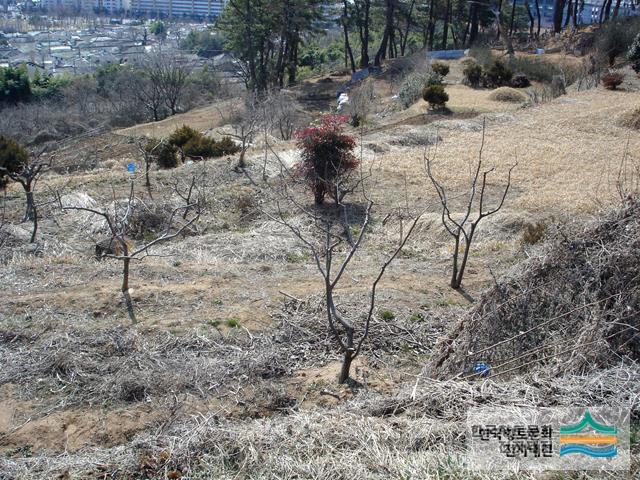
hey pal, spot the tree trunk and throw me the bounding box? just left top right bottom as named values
left=534, top=0, right=542, bottom=37
left=553, top=0, right=565, bottom=33
left=524, top=0, right=535, bottom=38
left=450, top=235, right=460, bottom=289
left=509, top=0, right=517, bottom=37
left=612, top=0, right=622, bottom=17
left=564, top=0, right=573, bottom=28
left=342, top=1, right=357, bottom=73
left=400, top=0, right=416, bottom=56
left=374, top=0, right=395, bottom=67
left=24, top=188, right=34, bottom=222
left=469, top=3, right=479, bottom=45
left=30, top=201, right=37, bottom=243
left=496, top=0, right=503, bottom=40
left=121, top=256, right=137, bottom=322
left=427, top=0, right=436, bottom=50
left=441, top=0, right=451, bottom=50
left=338, top=349, right=354, bottom=384
left=356, top=0, right=371, bottom=68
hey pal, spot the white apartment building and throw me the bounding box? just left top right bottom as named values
left=130, top=0, right=225, bottom=18
left=41, top=0, right=226, bottom=16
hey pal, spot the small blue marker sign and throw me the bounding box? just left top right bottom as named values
left=127, top=163, right=136, bottom=173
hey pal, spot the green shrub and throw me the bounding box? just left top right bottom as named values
left=627, top=32, right=640, bottom=73
left=511, top=73, right=531, bottom=88
left=463, top=62, right=483, bottom=87
left=169, top=125, right=200, bottom=149
left=0, top=135, right=28, bottom=188
left=484, top=59, right=513, bottom=88
left=380, top=310, right=396, bottom=321
left=146, top=138, right=177, bottom=169
left=488, top=87, right=526, bottom=103
left=597, top=19, right=637, bottom=66
left=431, top=62, right=450, bottom=77
left=212, top=136, right=240, bottom=157
left=183, top=135, right=215, bottom=158
left=225, top=318, right=240, bottom=328
left=422, top=84, right=449, bottom=109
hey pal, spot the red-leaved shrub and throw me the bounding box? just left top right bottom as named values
left=294, top=115, right=359, bottom=205
left=602, top=72, right=624, bottom=90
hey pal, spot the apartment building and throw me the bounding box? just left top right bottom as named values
left=129, top=0, right=225, bottom=18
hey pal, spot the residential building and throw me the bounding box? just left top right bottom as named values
left=129, top=0, right=226, bottom=19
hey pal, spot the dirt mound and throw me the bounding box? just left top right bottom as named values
left=429, top=198, right=640, bottom=379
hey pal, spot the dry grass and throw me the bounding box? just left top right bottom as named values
left=2, top=56, right=640, bottom=479
left=116, top=98, right=245, bottom=139
left=374, top=87, right=640, bottom=215
left=4, top=363, right=638, bottom=479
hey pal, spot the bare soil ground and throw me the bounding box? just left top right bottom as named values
left=1, top=55, right=639, bottom=478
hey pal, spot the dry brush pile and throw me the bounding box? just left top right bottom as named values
left=429, top=198, right=640, bottom=379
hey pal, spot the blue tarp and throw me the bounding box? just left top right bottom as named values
left=426, top=49, right=467, bottom=60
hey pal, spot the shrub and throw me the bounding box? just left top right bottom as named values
left=522, top=221, right=547, bottom=245
left=463, top=62, right=483, bottom=87
left=627, top=33, right=640, bottom=73
left=294, top=115, right=358, bottom=205
left=617, top=107, right=640, bottom=130
left=468, top=46, right=494, bottom=68
left=380, top=310, right=396, bottom=321
left=183, top=135, right=240, bottom=159
left=511, top=74, right=531, bottom=88
left=507, top=57, right=560, bottom=84
left=169, top=125, right=200, bottom=161
left=484, top=59, right=513, bottom=88
left=431, top=62, right=450, bottom=77
left=551, top=75, right=567, bottom=96
left=397, top=69, right=443, bottom=109
left=597, top=19, right=636, bottom=67
left=601, top=71, right=624, bottom=90
left=422, top=84, right=449, bottom=109
left=488, top=87, right=527, bottom=103
left=183, top=135, right=215, bottom=159
left=146, top=138, right=177, bottom=169
left=169, top=125, right=199, bottom=149
left=212, top=136, right=241, bottom=157
left=0, top=135, right=28, bottom=188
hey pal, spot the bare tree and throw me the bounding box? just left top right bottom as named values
left=0, top=146, right=51, bottom=244
left=60, top=183, right=199, bottom=322
left=133, top=51, right=193, bottom=120
left=135, top=137, right=163, bottom=194
left=425, top=122, right=516, bottom=290
left=265, top=153, right=423, bottom=384
left=224, top=95, right=261, bottom=172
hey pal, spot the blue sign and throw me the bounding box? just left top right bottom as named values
left=127, top=163, right=136, bottom=173
left=473, top=362, right=491, bottom=377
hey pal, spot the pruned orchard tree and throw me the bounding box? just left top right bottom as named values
left=135, top=136, right=164, bottom=194
left=265, top=116, right=423, bottom=384
left=60, top=183, right=199, bottom=322
left=0, top=136, right=51, bottom=243
left=424, top=121, right=516, bottom=290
